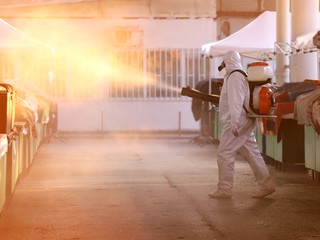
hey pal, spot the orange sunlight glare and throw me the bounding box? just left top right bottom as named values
left=15, top=19, right=167, bottom=99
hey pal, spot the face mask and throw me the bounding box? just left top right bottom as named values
left=218, top=61, right=225, bottom=71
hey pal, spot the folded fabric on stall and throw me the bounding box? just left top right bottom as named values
left=294, top=87, right=320, bottom=125
left=273, top=81, right=319, bottom=104
left=15, top=96, right=38, bottom=138
left=275, top=102, right=295, bottom=142
left=286, top=81, right=318, bottom=101
left=309, top=97, right=320, bottom=134
left=275, top=102, right=294, bottom=131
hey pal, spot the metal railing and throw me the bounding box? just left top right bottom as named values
left=0, top=47, right=212, bottom=101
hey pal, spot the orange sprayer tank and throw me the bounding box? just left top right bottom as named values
left=259, top=85, right=273, bottom=115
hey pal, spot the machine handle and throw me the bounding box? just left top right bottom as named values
left=180, top=86, right=220, bottom=104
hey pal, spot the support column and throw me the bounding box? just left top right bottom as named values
left=275, top=0, right=290, bottom=85
left=291, top=0, right=319, bottom=82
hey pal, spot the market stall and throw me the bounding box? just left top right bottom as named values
left=199, top=11, right=320, bottom=173
left=0, top=19, right=52, bottom=213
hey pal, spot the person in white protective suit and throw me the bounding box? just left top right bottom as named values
left=208, top=50, right=275, bottom=199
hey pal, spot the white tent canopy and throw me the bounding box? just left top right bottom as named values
left=201, top=11, right=277, bottom=60
left=295, top=30, right=319, bottom=49
left=0, top=19, right=47, bottom=49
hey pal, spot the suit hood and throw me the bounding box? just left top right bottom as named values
left=223, top=50, right=243, bottom=74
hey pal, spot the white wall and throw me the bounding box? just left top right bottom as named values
left=58, top=101, right=199, bottom=132
left=141, top=19, right=216, bottom=48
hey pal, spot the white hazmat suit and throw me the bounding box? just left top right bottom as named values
left=209, top=50, right=275, bottom=199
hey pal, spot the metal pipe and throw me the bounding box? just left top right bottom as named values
left=276, top=0, right=290, bottom=85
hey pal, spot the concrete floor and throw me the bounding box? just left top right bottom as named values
left=0, top=133, right=320, bottom=240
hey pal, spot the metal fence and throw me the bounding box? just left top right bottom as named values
left=0, top=47, right=212, bottom=101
